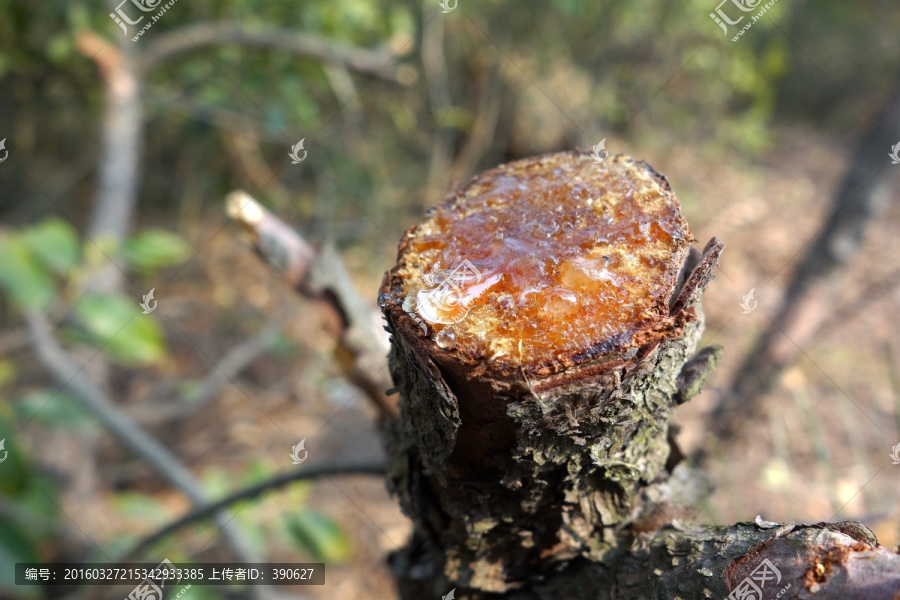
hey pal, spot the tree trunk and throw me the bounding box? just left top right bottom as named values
left=377, top=151, right=900, bottom=598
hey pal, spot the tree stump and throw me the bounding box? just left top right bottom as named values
left=378, top=151, right=900, bottom=599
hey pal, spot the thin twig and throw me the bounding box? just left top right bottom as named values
left=322, top=60, right=364, bottom=132
left=220, top=124, right=294, bottom=209
left=886, top=342, right=900, bottom=443
left=793, top=382, right=841, bottom=515
left=124, top=321, right=281, bottom=424
left=24, top=312, right=266, bottom=580
left=183, top=321, right=281, bottom=413
left=119, top=457, right=386, bottom=562
left=140, top=23, right=415, bottom=85
left=422, top=7, right=455, bottom=206
left=452, top=61, right=502, bottom=184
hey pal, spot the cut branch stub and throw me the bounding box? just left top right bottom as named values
left=379, top=151, right=724, bottom=595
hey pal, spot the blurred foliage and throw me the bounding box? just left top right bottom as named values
left=2, top=0, right=897, bottom=233
left=121, top=230, right=191, bottom=275
left=0, top=411, right=60, bottom=598
left=284, top=511, right=353, bottom=563
left=205, top=464, right=352, bottom=564
left=0, top=214, right=189, bottom=597
left=0, top=218, right=181, bottom=364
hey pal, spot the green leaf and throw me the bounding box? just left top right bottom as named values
left=20, top=218, right=80, bottom=274
left=200, top=468, right=268, bottom=556
left=46, top=34, right=74, bottom=64
left=112, top=492, right=168, bottom=524
left=14, top=475, right=60, bottom=522
left=13, top=390, right=96, bottom=432
left=72, top=294, right=166, bottom=365
left=0, top=470, right=60, bottom=599
left=121, top=230, right=190, bottom=273
left=242, top=460, right=272, bottom=487
left=285, top=511, right=352, bottom=563
left=0, top=235, right=55, bottom=311
left=201, top=467, right=231, bottom=497
left=433, top=106, right=474, bottom=131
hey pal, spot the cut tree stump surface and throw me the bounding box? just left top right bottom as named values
left=380, top=151, right=698, bottom=379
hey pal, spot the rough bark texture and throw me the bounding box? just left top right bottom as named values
left=384, top=315, right=706, bottom=594
left=379, top=152, right=900, bottom=599
left=518, top=520, right=900, bottom=600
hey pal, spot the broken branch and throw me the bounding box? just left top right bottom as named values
left=225, top=191, right=397, bottom=420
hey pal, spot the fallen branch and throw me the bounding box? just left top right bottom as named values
left=226, top=191, right=398, bottom=420
left=24, top=311, right=266, bottom=579
left=718, top=78, right=900, bottom=435
left=140, top=23, right=415, bottom=85
left=119, top=457, right=386, bottom=562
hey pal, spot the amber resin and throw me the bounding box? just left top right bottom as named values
left=381, top=151, right=694, bottom=373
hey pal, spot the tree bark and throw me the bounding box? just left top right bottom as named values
left=377, top=151, right=900, bottom=599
